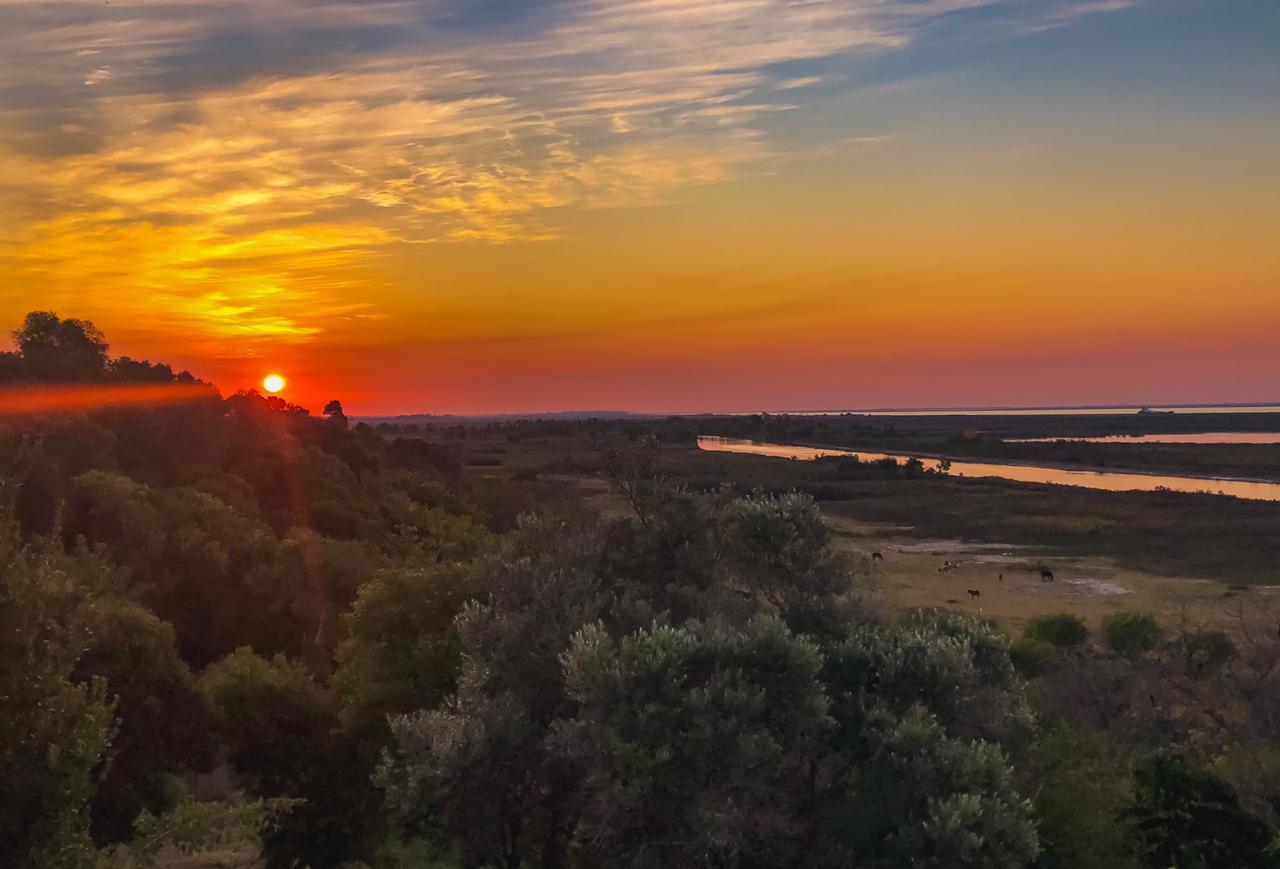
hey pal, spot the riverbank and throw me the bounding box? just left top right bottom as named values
left=690, top=413, right=1280, bottom=482
left=698, top=437, right=1280, bottom=501
left=761, top=438, right=1280, bottom=485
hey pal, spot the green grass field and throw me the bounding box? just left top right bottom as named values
left=824, top=514, right=1278, bottom=635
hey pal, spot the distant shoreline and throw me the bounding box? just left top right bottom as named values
left=701, top=437, right=1280, bottom=487
left=358, top=403, right=1280, bottom=423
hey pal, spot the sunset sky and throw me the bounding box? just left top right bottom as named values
left=1, top=0, right=1276, bottom=414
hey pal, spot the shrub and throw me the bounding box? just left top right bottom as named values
left=1180, top=630, right=1236, bottom=679
left=1009, top=637, right=1056, bottom=676
left=1101, top=612, right=1163, bottom=657
left=1024, top=614, right=1089, bottom=649
left=132, top=795, right=289, bottom=863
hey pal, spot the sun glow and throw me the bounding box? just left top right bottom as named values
left=262, top=374, right=286, bottom=394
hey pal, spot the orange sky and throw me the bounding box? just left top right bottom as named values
left=1, top=0, right=1277, bottom=413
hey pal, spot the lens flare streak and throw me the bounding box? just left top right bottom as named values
left=0, top=383, right=217, bottom=415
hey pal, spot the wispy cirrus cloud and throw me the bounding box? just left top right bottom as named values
left=0, top=0, right=1138, bottom=354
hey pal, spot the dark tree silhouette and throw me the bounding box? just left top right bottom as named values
left=11, top=311, right=109, bottom=382
left=1, top=311, right=194, bottom=385
left=323, top=400, right=349, bottom=429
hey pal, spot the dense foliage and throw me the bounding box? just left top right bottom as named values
left=3, top=312, right=1280, bottom=868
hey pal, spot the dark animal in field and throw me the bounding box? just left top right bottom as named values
left=1040, top=569, right=1055, bottom=583
left=967, top=589, right=981, bottom=599
left=871, top=552, right=883, bottom=561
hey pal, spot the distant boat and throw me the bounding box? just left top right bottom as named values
left=1136, top=406, right=1175, bottom=415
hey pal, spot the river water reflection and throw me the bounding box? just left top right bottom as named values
left=697, top=437, right=1280, bottom=503
left=1007, top=432, right=1280, bottom=445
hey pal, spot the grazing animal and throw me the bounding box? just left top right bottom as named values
left=967, top=589, right=981, bottom=599
left=1040, top=569, right=1055, bottom=583
left=871, top=552, right=883, bottom=561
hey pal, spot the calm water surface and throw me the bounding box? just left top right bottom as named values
left=697, top=437, right=1280, bottom=502
left=733, top=405, right=1280, bottom=417
left=1008, top=433, right=1280, bottom=445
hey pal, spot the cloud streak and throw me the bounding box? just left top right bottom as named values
left=0, top=0, right=1137, bottom=354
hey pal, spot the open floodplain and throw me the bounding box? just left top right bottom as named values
left=826, top=515, right=1280, bottom=635
left=424, top=408, right=1280, bottom=638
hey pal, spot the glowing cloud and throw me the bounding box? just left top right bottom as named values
left=0, top=0, right=1142, bottom=359
left=4, top=0, right=1274, bottom=414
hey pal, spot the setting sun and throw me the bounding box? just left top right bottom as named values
left=262, top=374, right=286, bottom=394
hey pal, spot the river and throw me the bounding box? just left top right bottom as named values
left=696, top=437, right=1280, bottom=502
left=721, top=404, right=1280, bottom=417
left=1006, top=433, right=1280, bottom=445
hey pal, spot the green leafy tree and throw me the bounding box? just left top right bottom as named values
left=1125, top=753, right=1277, bottom=869
left=273, top=527, right=374, bottom=653
left=559, top=617, right=832, bottom=868
left=0, top=538, right=117, bottom=868
left=383, top=668, right=548, bottom=869
left=62, top=471, right=165, bottom=571
left=811, top=611, right=1038, bottom=868
left=718, top=490, right=855, bottom=638
left=809, top=707, right=1037, bottom=869
left=63, top=473, right=284, bottom=665
left=200, top=648, right=382, bottom=868
left=335, top=563, right=475, bottom=735
left=73, top=600, right=214, bottom=843
left=597, top=487, right=720, bottom=627
left=832, top=608, right=1034, bottom=744
left=200, top=649, right=333, bottom=797
left=380, top=513, right=627, bottom=867
left=380, top=487, right=494, bottom=564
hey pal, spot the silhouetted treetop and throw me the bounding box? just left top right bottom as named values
left=2, top=311, right=195, bottom=385
left=11, top=311, right=108, bottom=382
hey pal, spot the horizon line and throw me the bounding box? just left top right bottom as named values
left=353, top=400, right=1280, bottom=420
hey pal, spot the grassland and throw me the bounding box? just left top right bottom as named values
left=824, top=514, right=1279, bottom=636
